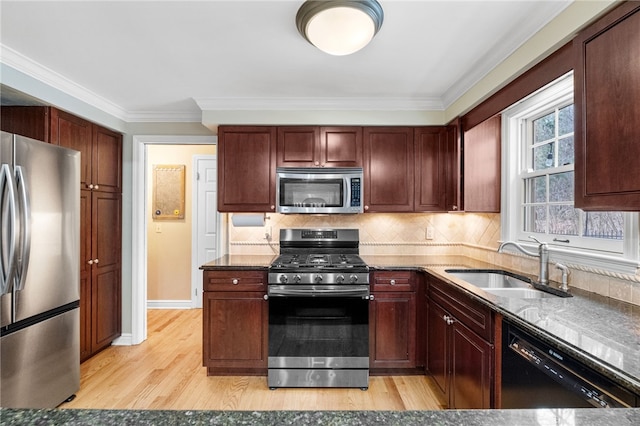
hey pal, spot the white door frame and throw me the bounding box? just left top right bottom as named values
left=131, top=135, right=218, bottom=345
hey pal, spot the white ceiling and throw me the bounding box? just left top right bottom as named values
left=0, top=1, right=572, bottom=122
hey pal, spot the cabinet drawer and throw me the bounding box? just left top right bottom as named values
left=372, top=270, right=415, bottom=292
left=429, top=278, right=493, bottom=342
left=204, top=270, right=266, bottom=292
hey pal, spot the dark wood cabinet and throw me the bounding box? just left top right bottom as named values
left=444, top=120, right=463, bottom=212
left=369, top=271, right=417, bottom=371
left=363, top=127, right=415, bottom=212
left=1, top=106, right=122, bottom=362
left=463, top=115, right=501, bottom=212
left=415, top=127, right=448, bottom=212
left=427, top=275, right=494, bottom=409
left=277, top=126, right=363, bottom=167
left=574, top=2, right=640, bottom=210
left=218, top=126, right=277, bottom=212
left=202, top=270, right=268, bottom=375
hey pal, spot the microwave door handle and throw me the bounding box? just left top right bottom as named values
left=1, top=163, right=18, bottom=295
left=14, top=166, right=31, bottom=291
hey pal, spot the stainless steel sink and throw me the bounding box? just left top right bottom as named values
left=445, top=269, right=532, bottom=289
left=444, top=269, right=570, bottom=299
left=481, top=288, right=556, bottom=299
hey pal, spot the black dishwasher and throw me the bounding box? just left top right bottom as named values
left=501, top=320, right=638, bottom=408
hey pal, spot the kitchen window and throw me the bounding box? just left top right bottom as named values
left=501, top=72, right=639, bottom=274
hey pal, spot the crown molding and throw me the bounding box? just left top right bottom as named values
left=194, top=96, right=444, bottom=112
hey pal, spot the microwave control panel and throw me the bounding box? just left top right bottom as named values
left=350, top=178, right=361, bottom=207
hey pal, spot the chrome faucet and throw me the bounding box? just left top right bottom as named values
left=498, top=236, right=549, bottom=285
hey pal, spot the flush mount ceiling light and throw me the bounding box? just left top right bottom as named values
left=296, top=0, right=384, bottom=56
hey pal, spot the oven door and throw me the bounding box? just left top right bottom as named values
left=267, top=285, right=370, bottom=388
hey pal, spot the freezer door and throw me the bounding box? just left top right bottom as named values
left=0, top=308, right=80, bottom=408
left=13, top=136, right=80, bottom=321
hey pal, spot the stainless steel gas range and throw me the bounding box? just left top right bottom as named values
left=267, top=228, right=370, bottom=389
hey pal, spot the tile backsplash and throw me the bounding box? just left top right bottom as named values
left=228, top=212, right=639, bottom=306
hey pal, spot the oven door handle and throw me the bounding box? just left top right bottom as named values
left=268, top=285, right=370, bottom=298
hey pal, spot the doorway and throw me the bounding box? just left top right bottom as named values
left=131, top=135, right=220, bottom=344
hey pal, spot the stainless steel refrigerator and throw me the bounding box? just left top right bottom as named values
left=1, top=131, right=80, bottom=408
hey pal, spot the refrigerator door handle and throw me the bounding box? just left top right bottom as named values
left=1, top=163, right=18, bottom=295
left=14, top=165, right=31, bottom=291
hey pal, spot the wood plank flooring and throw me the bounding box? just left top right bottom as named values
left=61, top=309, right=446, bottom=411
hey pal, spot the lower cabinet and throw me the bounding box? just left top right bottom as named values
left=202, top=270, right=268, bottom=375
left=427, top=276, right=495, bottom=409
left=369, top=271, right=417, bottom=371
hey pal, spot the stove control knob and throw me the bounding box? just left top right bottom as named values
left=350, top=274, right=359, bottom=283
left=336, top=274, right=345, bottom=283
left=293, top=274, right=302, bottom=283
left=314, top=274, right=323, bottom=283
left=279, top=275, right=288, bottom=284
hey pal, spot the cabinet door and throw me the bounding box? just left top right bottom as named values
left=574, top=2, right=640, bottom=210
left=427, top=301, right=449, bottom=398
left=363, top=127, right=414, bottom=212
left=319, top=126, right=363, bottom=167
left=92, top=126, right=122, bottom=193
left=54, top=109, right=93, bottom=190
left=463, top=115, right=501, bottom=212
left=218, top=126, right=277, bottom=212
left=415, top=127, right=447, bottom=212
left=90, top=191, right=122, bottom=353
left=370, top=291, right=416, bottom=369
left=79, top=190, right=92, bottom=362
left=444, top=121, right=462, bottom=212
left=450, top=321, right=493, bottom=409
left=277, top=126, right=319, bottom=167
left=203, top=291, right=268, bottom=372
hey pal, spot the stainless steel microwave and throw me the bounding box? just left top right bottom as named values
left=276, top=167, right=363, bottom=214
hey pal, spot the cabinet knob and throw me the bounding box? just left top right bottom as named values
left=263, top=294, right=269, bottom=300
left=94, top=184, right=99, bottom=190
left=364, top=205, right=369, bottom=211
left=88, top=184, right=94, bottom=189
left=452, top=205, right=458, bottom=211
left=443, top=315, right=455, bottom=325
left=88, top=259, right=93, bottom=265
left=94, top=258, right=99, bottom=264
left=232, top=278, right=239, bottom=285
left=314, top=161, right=320, bottom=166
left=368, top=295, right=375, bottom=301
left=270, top=205, right=275, bottom=210
left=390, top=279, right=396, bottom=285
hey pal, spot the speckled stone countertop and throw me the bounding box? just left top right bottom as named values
left=201, top=254, right=640, bottom=395
left=2, top=408, right=640, bottom=425
left=362, top=254, right=640, bottom=396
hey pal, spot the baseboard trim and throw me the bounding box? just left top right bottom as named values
left=147, top=300, right=193, bottom=309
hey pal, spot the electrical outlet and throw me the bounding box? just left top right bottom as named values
left=426, top=226, right=434, bottom=240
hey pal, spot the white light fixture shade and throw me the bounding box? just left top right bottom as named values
left=296, top=1, right=384, bottom=56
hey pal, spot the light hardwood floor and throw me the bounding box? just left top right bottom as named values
left=61, top=309, right=446, bottom=411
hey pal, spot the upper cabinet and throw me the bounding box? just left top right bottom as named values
left=574, top=2, right=640, bottom=210
left=415, top=127, right=448, bottom=212
left=463, top=115, right=501, bottom=213
left=218, top=125, right=277, bottom=212
left=277, top=126, right=363, bottom=167
left=443, top=120, right=463, bottom=212
left=363, top=127, right=415, bottom=212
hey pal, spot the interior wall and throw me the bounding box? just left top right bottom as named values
left=146, top=144, right=216, bottom=302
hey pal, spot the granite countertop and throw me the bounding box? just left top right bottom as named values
left=3, top=407, right=640, bottom=425
left=363, top=255, right=640, bottom=395
left=201, top=254, right=640, bottom=395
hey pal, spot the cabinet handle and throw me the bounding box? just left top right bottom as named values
left=232, top=278, right=239, bottom=285
left=263, top=294, right=269, bottom=300
left=443, top=315, right=455, bottom=325
left=390, top=279, right=396, bottom=285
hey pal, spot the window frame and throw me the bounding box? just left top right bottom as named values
left=501, top=72, right=639, bottom=275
